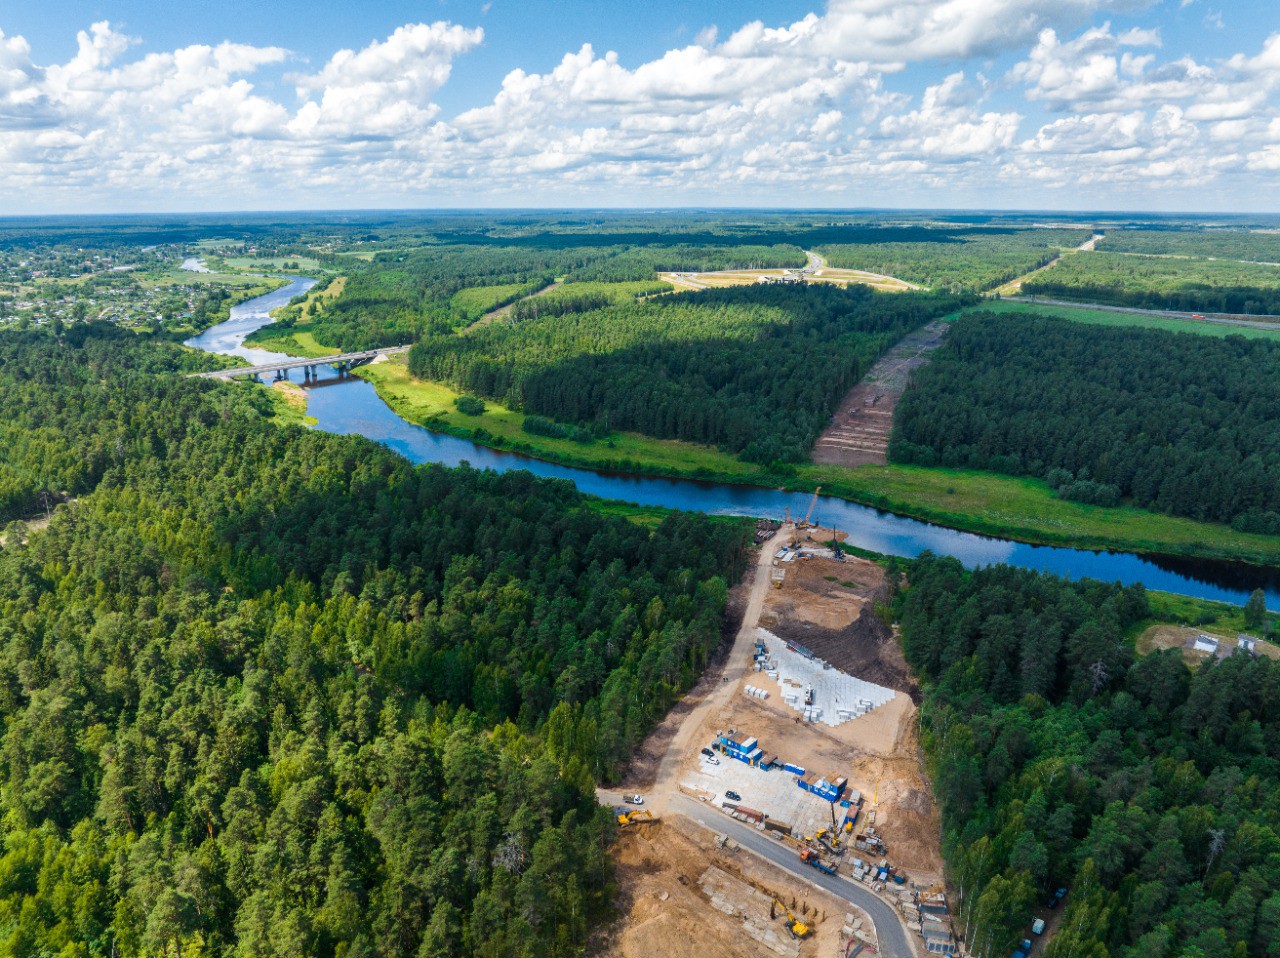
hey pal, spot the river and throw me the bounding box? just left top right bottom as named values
left=187, top=277, right=1280, bottom=609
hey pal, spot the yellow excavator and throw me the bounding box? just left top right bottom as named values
left=617, top=809, right=658, bottom=827
left=771, top=898, right=812, bottom=939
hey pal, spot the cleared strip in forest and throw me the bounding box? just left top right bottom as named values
left=465, top=279, right=563, bottom=332
left=810, top=320, right=949, bottom=468
left=988, top=232, right=1102, bottom=297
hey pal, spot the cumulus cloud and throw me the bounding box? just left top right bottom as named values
left=0, top=5, right=1277, bottom=210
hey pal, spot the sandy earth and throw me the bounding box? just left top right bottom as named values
left=598, top=535, right=943, bottom=958
left=595, top=815, right=867, bottom=958
left=811, top=321, right=948, bottom=468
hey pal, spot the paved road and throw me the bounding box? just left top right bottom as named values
left=600, top=529, right=921, bottom=957
left=1002, top=296, right=1280, bottom=331
left=672, top=793, right=914, bottom=958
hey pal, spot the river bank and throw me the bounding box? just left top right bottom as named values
left=355, top=355, right=1280, bottom=569
left=185, top=277, right=1280, bottom=608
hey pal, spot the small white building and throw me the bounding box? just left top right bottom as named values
left=1239, top=634, right=1260, bottom=654
left=1193, top=635, right=1219, bottom=655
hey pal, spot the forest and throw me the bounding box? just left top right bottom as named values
left=409, top=283, right=964, bottom=463
left=1098, top=229, right=1280, bottom=263
left=1023, top=250, right=1280, bottom=314
left=817, top=228, right=1093, bottom=292
left=0, top=324, right=748, bottom=957
left=890, top=312, right=1280, bottom=528
left=900, top=554, right=1280, bottom=958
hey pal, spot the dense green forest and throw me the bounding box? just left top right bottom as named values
left=901, top=554, right=1280, bottom=958
left=891, top=312, right=1280, bottom=529
left=818, top=228, right=1092, bottom=292
left=0, top=325, right=748, bottom=956
left=409, top=284, right=964, bottom=463
left=1023, top=250, right=1280, bottom=314
left=1098, top=229, right=1280, bottom=263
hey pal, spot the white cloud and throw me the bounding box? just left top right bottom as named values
left=0, top=7, right=1277, bottom=210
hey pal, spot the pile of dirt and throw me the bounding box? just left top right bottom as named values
left=592, top=818, right=858, bottom=958
left=760, top=556, right=918, bottom=699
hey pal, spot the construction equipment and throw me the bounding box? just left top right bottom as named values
left=771, top=898, right=811, bottom=939
left=801, top=487, right=821, bottom=528
left=616, top=809, right=658, bottom=827
left=800, top=848, right=837, bottom=876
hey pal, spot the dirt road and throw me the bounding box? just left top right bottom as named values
left=601, top=529, right=784, bottom=815
left=599, top=530, right=924, bottom=958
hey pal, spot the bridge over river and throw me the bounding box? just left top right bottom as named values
left=191, top=345, right=411, bottom=381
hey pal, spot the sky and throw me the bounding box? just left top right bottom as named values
left=1, top=0, right=1278, bottom=213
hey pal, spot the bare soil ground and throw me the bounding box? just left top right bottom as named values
left=593, top=816, right=863, bottom=958
left=759, top=557, right=918, bottom=699
left=598, top=537, right=944, bottom=956
left=682, top=550, right=942, bottom=877
left=811, top=321, right=948, bottom=467
left=1137, top=623, right=1280, bottom=663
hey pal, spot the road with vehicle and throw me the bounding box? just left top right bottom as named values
left=599, top=527, right=921, bottom=958
left=671, top=793, right=915, bottom=958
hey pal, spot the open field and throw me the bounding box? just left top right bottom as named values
left=357, top=358, right=762, bottom=479
left=660, top=268, right=914, bottom=292
left=219, top=255, right=323, bottom=272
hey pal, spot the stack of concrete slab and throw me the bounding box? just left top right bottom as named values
left=758, top=628, right=895, bottom=727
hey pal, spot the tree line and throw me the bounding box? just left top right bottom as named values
left=0, top=324, right=749, bottom=956
left=899, top=553, right=1280, bottom=958
left=410, top=284, right=965, bottom=464
left=891, top=312, right=1280, bottom=528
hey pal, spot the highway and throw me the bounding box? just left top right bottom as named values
left=190, top=345, right=411, bottom=380
left=671, top=793, right=915, bottom=958
left=1002, top=295, right=1280, bottom=331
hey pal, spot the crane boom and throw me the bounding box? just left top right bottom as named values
left=803, top=487, right=821, bottom=526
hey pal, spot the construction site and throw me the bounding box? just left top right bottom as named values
left=594, top=511, right=948, bottom=958
left=811, top=320, right=949, bottom=468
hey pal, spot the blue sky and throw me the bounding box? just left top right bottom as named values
left=1, top=0, right=1278, bottom=212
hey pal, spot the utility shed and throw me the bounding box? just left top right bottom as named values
left=1193, top=635, right=1220, bottom=655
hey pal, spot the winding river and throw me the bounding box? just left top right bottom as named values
left=188, top=277, right=1280, bottom=609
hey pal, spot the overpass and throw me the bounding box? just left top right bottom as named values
left=191, top=345, right=411, bottom=381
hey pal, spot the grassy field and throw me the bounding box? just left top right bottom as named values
left=352, top=358, right=1280, bottom=567
left=244, top=277, right=346, bottom=355
left=356, top=359, right=762, bottom=479
left=451, top=282, right=541, bottom=319
left=977, top=298, right=1280, bottom=340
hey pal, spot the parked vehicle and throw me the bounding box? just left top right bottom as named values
left=725, top=790, right=742, bottom=802
left=624, top=794, right=645, bottom=805
left=701, top=747, right=714, bottom=757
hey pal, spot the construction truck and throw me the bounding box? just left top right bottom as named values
left=771, top=898, right=811, bottom=939
left=800, top=848, right=837, bottom=876
left=616, top=809, right=658, bottom=827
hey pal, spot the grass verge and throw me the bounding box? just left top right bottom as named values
left=975, top=299, right=1280, bottom=341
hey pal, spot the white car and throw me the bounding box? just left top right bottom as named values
left=624, top=794, right=645, bottom=805
left=706, top=755, right=720, bottom=765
